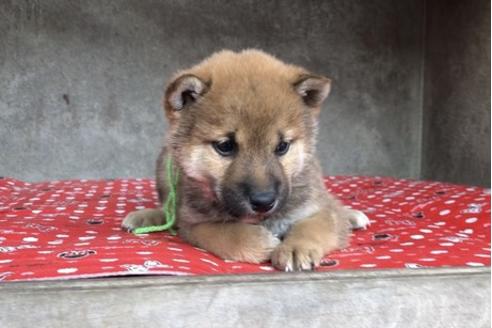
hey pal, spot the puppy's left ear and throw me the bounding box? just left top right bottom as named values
left=294, top=75, right=332, bottom=108
left=163, top=74, right=209, bottom=122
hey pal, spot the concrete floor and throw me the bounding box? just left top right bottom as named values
left=1, top=267, right=490, bottom=328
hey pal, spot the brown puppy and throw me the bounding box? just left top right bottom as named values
left=122, top=50, right=369, bottom=271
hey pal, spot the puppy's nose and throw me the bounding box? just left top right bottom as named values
left=249, top=191, right=276, bottom=213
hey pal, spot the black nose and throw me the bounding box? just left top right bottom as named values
left=249, top=191, right=276, bottom=213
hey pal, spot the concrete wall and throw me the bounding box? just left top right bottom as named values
left=422, top=0, right=491, bottom=187
left=0, top=0, right=425, bottom=181
left=0, top=0, right=489, bottom=187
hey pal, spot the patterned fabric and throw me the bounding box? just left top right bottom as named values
left=0, top=176, right=490, bottom=282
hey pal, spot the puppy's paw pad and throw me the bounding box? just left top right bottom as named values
left=349, top=210, right=371, bottom=230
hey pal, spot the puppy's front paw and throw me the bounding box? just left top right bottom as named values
left=121, top=209, right=164, bottom=232
left=347, top=209, right=371, bottom=230
left=230, top=225, right=281, bottom=263
left=271, top=242, right=324, bottom=272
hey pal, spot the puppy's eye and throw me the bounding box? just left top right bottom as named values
left=275, top=141, right=290, bottom=156
left=212, top=139, right=236, bottom=157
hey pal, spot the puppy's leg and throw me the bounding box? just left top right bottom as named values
left=271, top=210, right=347, bottom=272
left=182, top=223, right=280, bottom=263
left=121, top=208, right=165, bottom=232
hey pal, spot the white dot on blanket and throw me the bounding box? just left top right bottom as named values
left=420, top=229, right=432, bottom=234
left=0, top=259, right=12, bottom=264
left=360, top=264, right=376, bottom=268
left=37, top=250, right=54, bottom=254
left=439, top=209, right=450, bottom=216
left=259, top=266, right=275, bottom=271
left=172, top=259, right=190, bottom=263
left=57, top=268, right=78, bottom=274
left=376, top=255, right=391, bottom=260
left=200, top=258, right=219, bottom=267
left=430, top=250, right=448, bottom=254
left=410, top=235, right=424, bottom=240
left=465, top=217, right=478, bottom=223
left=390, top=249, right=404, bottom=253
left=106, top=236, right=121, bottom=241
left=22, top=237, right=38, bottom=243
left=136, top=251, right=153, bottom=255
left=466, top=262, right=485, bottom=267
left=78, top=236, right=95, bottom=241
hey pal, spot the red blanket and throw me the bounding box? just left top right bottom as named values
left=0, top=176, right=490, bottom=281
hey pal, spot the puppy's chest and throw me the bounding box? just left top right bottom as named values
left=261, top=203, right=320, bottom=238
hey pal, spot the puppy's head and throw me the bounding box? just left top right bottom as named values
left=164, top=50, right=331, bottom=220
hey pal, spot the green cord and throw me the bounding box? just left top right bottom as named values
left=133, top=157, right=179, bottom=235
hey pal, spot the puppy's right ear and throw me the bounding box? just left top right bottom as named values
left=164, top=74, right=208, bottom=121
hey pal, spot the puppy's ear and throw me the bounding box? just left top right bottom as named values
left=294, top=75, right=332, bottom=107
left=164, top=74, right=208, bottom=120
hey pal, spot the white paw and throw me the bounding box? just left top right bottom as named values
left=349, top=210, right=371, bottom=230
left=121, top=209, right=164, bottom=232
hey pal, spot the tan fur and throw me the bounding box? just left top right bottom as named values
left=181, top=223, right=280, bottom=264
left=122, top=49, right=369, bottom=271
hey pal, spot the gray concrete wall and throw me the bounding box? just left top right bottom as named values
left=422, top=0, right=491, bottom=187
left=0, top=0, right=425, bottom=182
left=1, top=0, right=489, bottom=187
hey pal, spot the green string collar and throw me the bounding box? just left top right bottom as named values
left=133, top=156, right=179, bottom=235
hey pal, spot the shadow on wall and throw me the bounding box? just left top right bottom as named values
left=422, top=0, right=491, bottom=187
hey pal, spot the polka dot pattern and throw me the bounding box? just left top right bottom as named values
left=0, top=176, right=490, bottom=282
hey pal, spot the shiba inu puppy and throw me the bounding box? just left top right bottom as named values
left=122, top=50, right=369, bottom=271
